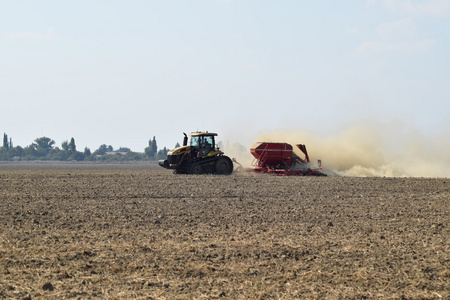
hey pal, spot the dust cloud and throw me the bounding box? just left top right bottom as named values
left=220, top=140, right=255, bottom=169
left=245, top=121, right=450, bottom=178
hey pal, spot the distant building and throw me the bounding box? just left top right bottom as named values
left=105, top=152, right=127, bottom=156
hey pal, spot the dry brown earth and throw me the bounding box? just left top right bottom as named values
left=0, top=163, right=448, bottom=299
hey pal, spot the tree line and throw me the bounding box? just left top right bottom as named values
left=0, top=133, right=176, bottom=162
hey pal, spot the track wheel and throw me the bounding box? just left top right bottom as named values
left=189, top=164, right=203, bottom=175
left=215, top=157, right=233, bottom=175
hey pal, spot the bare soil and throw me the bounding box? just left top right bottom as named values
left=0, top=164, right=448, bottom=299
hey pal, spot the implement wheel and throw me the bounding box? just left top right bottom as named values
left=215, top=156, right=233, bottom=175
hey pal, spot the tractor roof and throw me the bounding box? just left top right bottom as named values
left=189, top=132, right=218, bottom=137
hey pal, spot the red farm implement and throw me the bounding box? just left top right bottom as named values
left=250, top=142, right=326, bottom=176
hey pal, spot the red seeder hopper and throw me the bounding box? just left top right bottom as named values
left=250, top=142, right=326, bottom=176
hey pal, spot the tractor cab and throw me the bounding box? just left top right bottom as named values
left=189, top=132, right=218, bottom=157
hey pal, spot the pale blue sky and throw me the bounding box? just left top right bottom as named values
left=1, top=0, right=449, bottom=152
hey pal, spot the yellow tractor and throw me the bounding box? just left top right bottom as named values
left=158, top=132, right=234, bottom=175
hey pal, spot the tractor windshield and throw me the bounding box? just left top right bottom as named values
left=202, top=136, right=214, bottom=148
left=190, top=135, right=214, bottom=148
left=190, top=136, right=200, bottom=147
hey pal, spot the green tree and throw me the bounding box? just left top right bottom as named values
left=10, top=146, right=23, bottom=159
left=145, top=136, right=158, bottom=159
left=48, top=148, right=67, bottom=161
left=32, top=137, right=55, bottom=158
left=117, top=147, right=131, bottom=153
left=156, top=147, right=169, bottom=160
left=93, top=144, right=113, bottom=156
left=84, top=147, right=91, bottom=156
left=3, top=133, right=9, bottom=150
left=124, top=152, right=144, bottom=161
left=62, top=138, right=76, bottom=155
left=71, top=151, right=85, bottom=161
left=0, top=147, right=8, bottom=160
left=174, top=142, right=180, bottom=148
left=61, top=140, right=69, bottom=152
left=93, top=144, right=107, bottom=156
left=69, top=138, right=76, bottom=153
left=23, top=145, right=38, bottom=160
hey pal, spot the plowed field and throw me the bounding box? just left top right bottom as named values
left=0, top=163, right=448, bottom=299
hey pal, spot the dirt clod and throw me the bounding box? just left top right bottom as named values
left=42, top=282, right=54, bottom=291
